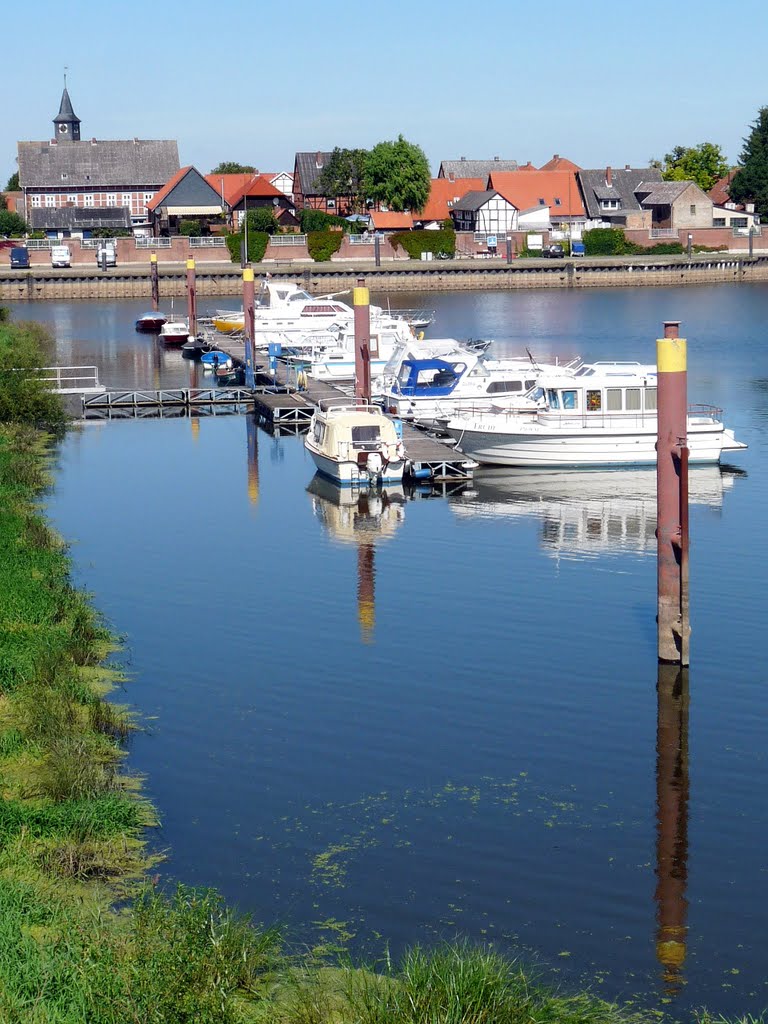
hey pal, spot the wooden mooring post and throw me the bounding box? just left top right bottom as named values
left=150, top=252, right=159, bottom=311
left=186, top=256, right=197, bottom=338
left=243, top=266, right=256, bottom=389
left=656, top=320, right=690, bottom=664
left=353, top=276, right=371, bottom=403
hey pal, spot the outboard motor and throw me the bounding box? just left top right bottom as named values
left=366, top=450, right=383, bottom=481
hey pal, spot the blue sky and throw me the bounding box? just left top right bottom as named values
left=5, top=0, right=766, bottom=187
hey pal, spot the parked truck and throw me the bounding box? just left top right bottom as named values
left=50, top=244, right=71, bottom=268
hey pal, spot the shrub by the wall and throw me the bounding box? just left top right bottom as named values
left=307, top=231, right=344, bottom=262
left=225, top=230, right=270, bottom=264
left=582, top=227, right=629, bottom=256
left=389, top=228, right=455, bottom=259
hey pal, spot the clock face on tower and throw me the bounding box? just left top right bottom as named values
left=58, top=124, right=68, bottom=134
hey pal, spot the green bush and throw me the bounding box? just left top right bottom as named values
left=225, top=230, right=270, bottom=265
left=300, top=208, right=354, bottom=233
left=0, top=319, right=66, bottom=428
left=245, top=207, right=278, bottom=234
left=582, top=227, right=630, bottom=256
left=178, top=220, right=199, bottom=237
left=389, top=227, right=455, bottom=259
left=307, top=230, right=344, bottom=262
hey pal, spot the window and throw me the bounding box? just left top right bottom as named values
left=690, top=204, right=696, bottom=215
left=67, top=194, right=77, bottom=203
left=122, top=193, right=132, bottom=206
left=586, top=390, right=601, bottom=411
left=144, top=192, right=153, bottom=202
left=326, top=200, right=335, bottom=210
left=554, top=198, right=562, bottom=206
left=106, top=193, right=116, bottom=205
left=561, top=389, right=578, bottom=410
left=606, top=388, right=622, bottom=411
left=31, top=195, right=41, bottom=207
left=538, top=198, right=546, bottom=205
left=713, top=218, right=725, bottom=227
left=645, top=387, right=657, bottom=411
left=312, top=421, right=326, bottom=445
left=487, top=380, right=523, bottom=394
left=60, top=172, right=68, bottom=180
left=84, top=194, right=94, bottom=205
left=601, top=199, right=619, bottom=210
left=731, top=217, right=748, bottom=227
left=625, top=388, right=641, bottom=411
left=547, top=388, right=560, bottom=409
left=45, top=195, right=56, bottom=207
left=351, top=425, right=380, bottom=445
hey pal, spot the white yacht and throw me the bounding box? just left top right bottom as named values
left=445, top=361, right=747, bottom=467
left=305, top=400, right=406, bottom=485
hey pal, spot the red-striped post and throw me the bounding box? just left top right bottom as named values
left=243, top=266, right=256, bottom=389
left=150, top=252, right=159, bottom=311
left=656, top=320, right=690, bottom=664
left=186, top=256, right=197, bottom=338
left=353, top=276, right=371, bottom=403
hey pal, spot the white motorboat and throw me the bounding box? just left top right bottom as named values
left=445, top=361, right=747, bottom=467
left=305, top=400, right=406, bottom=485
left=158, top=318, right=189, bottom=345
left=381, top=348, right=569, bottom=429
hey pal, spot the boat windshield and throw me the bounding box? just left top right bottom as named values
left=351, top=425, right=381, bottom=446
left=397, top=360, right=465, bottom=394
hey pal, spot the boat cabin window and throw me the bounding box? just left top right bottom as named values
left=288, top=290, right=312, bottom=302
left=626, top=388, right=641, bottom=411
left=313, top=421, right=326, bottom=444
left=351, top=425, right=381, bottom=444
left=645, top=387, right=657, bottom=410
left=586, top=390, right=601, bottom=411
left=547, top=389, right=560, bottom=409
left=486, top=380, right=523, bottom=394
left=561, top=389, right=578, bottom=410
left=607, top=388, right=622, bottom=411
left=301, top=304, right=337, bottom=315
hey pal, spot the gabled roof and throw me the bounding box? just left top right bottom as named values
left=516, top=162, right=538, bottom=172
left=708, top=170, right=740, bottom=207
left=204, top=173, right=256, bottom=206
left=147, top=166, right=222, bottom=212
left=489, top=170, right=585, bottom=216
left=635, top=180, right=695, bottom=204
left=451, top=190, right=499, bottom=213
left=438, top=158, right=518, bottom=178
left=205, top=172, right=283, bottom=207
left=18, top=138, right=180, bottom=188
left=577, top=167, right=663, bottom=218
left=540, top=154, right=581, bottom=171
left=294, top=152, right=333, bottom=196
left=417, top=177, right=486, bottom=220
left=370, top=211, right=413, bottom=230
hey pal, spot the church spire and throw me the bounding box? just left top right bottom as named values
left=53, top=73, right=81, bottom=142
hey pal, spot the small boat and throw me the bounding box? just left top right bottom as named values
left=445, top=360, right=748, bottom=467
left=215, top=364, right=244, bottom=385
left=305, top=400, right=406, bottom=485
left=159, top=318, right=189, bottom=345
left=200, top=350, right=233, bottom=371
left=135, top=311, right=167, bottom=332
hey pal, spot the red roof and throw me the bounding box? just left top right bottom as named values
left=146, top=166, right=192, bottom=212
left=418, top=177, right=486, bottom=221
left=489, top=170, right=585, bottom=216
left=516, top=162, right=538, bottom=172
left=211, top=173, right=283, bottom=208
left=708, top=170, right=742, bottom=209
left=540, top=154, right=581, bottom=171
left=370, top=211, right=414, bottom=230
left=204, top=173, right=257, bottom=206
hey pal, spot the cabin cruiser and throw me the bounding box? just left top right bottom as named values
left=381, top=348, right=567, bottom=429
left=445, top=361, right=747, bottom=467
left=158, top=318, right=189, bottom=345
left=305, top=400, right=406, bottom=484
left=135, top=311, right=167, bottom=332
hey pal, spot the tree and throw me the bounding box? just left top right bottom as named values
left=210, top=161, right=256, bottom=174
left=0, top=210, right=27, bottom=236
left=244, top=207, right=277, bottom=234
left=652, top=142, right=729, bottom=192
left=729, top=107, right=768, bottom=219
left=5, top=171, right=19, bottom=192
left=363, top=135, right=430, bottom=213
left=314, top=147, right=369, bottom=212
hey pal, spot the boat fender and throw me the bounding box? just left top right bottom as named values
left=396, top=441, right=406, bottom=461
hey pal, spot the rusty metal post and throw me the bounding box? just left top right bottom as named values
left=654, top=663, right=690, bottom=995
left=353, top=276, right=371, bottom=403
left=150, top=252, right=159, bottom=311
left=657, top=321, right=690, bottom=664
left=186, top=256, right=197, bottom=338
left=243, top=266, right=256, bottom=389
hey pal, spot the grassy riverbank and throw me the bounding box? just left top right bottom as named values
left=0, top=312, right=760, bottom=1022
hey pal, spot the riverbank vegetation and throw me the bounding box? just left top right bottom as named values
left=0, top=312, right=761, bottom=1021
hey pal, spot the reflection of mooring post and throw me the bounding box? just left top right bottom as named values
left=245, top=413, right=259, bottom=506
left=150, top=252, right=159, bottom=311
left=354, top=276, right=371, bottom=403
left=357, top=542, right=375, bottom=643
left=242, top=266, right=256, bottom=389
left=657, top=320, right=690, bottom=665
left=654, top=663, right=690, bottom=996
left=186, top=256, right=197, bottom=339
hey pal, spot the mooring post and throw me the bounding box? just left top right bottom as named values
left=353, top=275, right=371, bottom=403
left=374, top=233, right=381, bottom=268
left=186, top=256, right=197, bottom=339
left=657, top=320, right=690, bottom=664
left=654, top=663, right=690, bottom=994
left=242, top=266, right=256, bottom=390
left=150, top=252, right=159, bottom=311
left=357, top=541, right=375, bottom=644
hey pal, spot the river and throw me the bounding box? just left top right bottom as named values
left=11, top=283, right=767, bottom=1017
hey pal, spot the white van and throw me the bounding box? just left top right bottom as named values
left=51, top=245, right=71, bottom=268
left=95, top=243, right=117, bottom=267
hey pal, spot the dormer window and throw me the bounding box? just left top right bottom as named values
left=554, top=198, right=562, bottom=206
left=538, top=198, right=545, bottom=205
left=601, top=198, right=620, bottom=210
left=60, top=172, right=68, bottom=180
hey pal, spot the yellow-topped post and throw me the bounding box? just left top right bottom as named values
left=150, top=251, right=159, bottom=310
left=656, top=321, right=689, bottom=664
left=185, top=256, right=196, bottom=339
left=353, top=277, right=371, bottom=402
left=243, top=266, right=256, bottom=389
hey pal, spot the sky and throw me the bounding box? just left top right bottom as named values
left=4, top=0, right=767, bottom=188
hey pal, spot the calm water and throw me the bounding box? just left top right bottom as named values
left=21, top=284, right=767, bottom=1017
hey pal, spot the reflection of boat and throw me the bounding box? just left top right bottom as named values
left=135, top=311, right=168, bottom=332
left=446, top=361, right=748, bottom=467
left=305, top=400, right=406, bottom=485
left=307, top=473, right=406, bottom=544
left=159, top=318, right=189, bottom=345
left=450, top=466, right=738, bottom=556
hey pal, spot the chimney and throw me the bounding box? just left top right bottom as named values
left=91, top=138, right=97, bottom=145
left=606, top=165, right=613, bottom=187
left=494, top=155, right=499, bottom=161
left=449, top=171, right=455, bottom=182
left=553, top=154, right=559, bottom=160
left=133, top=137, right=139, bottom=144
left=625, top=164, right=631, bottom=171
left=460, top=156, right=466, bottom=162
left=316, top=151, right=323, bottom=168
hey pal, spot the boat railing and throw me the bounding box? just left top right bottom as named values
left=318, top=397, right=376, bottom=415
left=688, top=403, right=723, bottom=422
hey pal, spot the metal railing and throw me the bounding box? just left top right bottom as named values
left=25, top=239, right=57, bottom=249
left=80, top=238, right=115, bottom=248
left=39, top=366, right=103, bottom=393
left=347, top=234, right=376, bottom=245
left=188, top=236, right=226, bottom=247
left=269, top=234, right=308, bottom=246
left=135, top=236, right=171, bottom=248
left=649, top=228, right=679, bottom=239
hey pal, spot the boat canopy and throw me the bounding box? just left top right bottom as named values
left=396, top=358, right=468, bottom=396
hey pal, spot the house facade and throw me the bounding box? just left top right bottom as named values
left=147, top=167, right=223, bottom=236
left=450, top=191, right=518, bottom=234
left=634, top=180, right=713, bottom=230
left=293, top=152, right=335, bottom=211
left=412, top=177, right=486, bottom=229
left=17, top=86, right=179, bottom=237
left=489, top=170, right=587, bottom=235
left=577, top=166, right=662, bottom=229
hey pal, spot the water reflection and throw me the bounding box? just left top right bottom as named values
left=655, top=664, right=690, bottom=996
left=450, top=467, right=742, bottom=557
left=307, top=475, right=407, bottom=642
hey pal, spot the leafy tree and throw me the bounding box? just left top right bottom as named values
left=652, top=142, right=729, bottom=192
left=299, top=209, right=350, bottom=233
left=314, top=147, right=369, bottom=212
left=364, top=135, right=430, bottom=213
left=244, top=207, right=277, bottom=234
left=0, top=209, right=27, bottom=236
left=729, top=106, right=768, bottom=219
left=210, top=161, right=256, bottom=174
left=5, top=171, right=19, bottom=191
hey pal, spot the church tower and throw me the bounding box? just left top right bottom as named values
left=53, top=80, right=81, bottom=142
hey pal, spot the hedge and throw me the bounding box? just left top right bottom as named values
left=307, top=230, right=344, bottom=262
left=225, top=230, right=270, bottom=264
left=389, top=228, right=455, bottom=259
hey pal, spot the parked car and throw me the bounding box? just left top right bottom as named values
left=51, top=244, right=71, bottom=268
left=542, top=244, right=565, bottom=258
left=10, top=246, right=30, bottom=269
left=95, top=243, right=117, bottom=267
